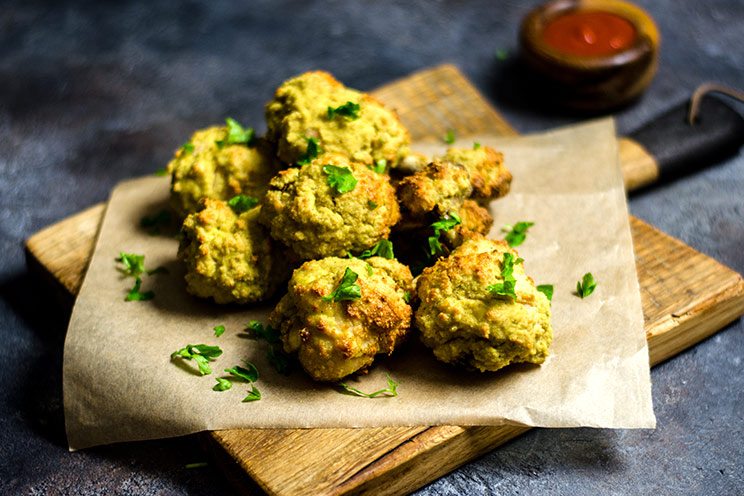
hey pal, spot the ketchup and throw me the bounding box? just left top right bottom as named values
left=542, top=10, right=636, bottom=57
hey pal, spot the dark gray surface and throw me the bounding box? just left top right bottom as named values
left=1, top=1, right=742, bottom=494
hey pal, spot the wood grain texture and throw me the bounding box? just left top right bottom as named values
left=24, top=64, right=744, bottom=496
left=618, top=137, right=659, bottom=191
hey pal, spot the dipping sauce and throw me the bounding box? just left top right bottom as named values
left=542, top=10, right=637, bottom=57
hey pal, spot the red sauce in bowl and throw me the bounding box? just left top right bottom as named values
left=542, top=10, right=637, bottom=57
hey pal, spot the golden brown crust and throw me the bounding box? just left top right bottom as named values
left=415, top=234, right=552, bottom=372
left=177, top=198, right=296, bottom=304
left=259, top=152, right=401, bottom=260
left=442, top=146, right=512, bottom=202
left=269, top=257, right=413, bottom=382
left=396, top=159, right=472, bottom=219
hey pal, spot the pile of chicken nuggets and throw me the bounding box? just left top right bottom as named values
left=168, top=71, right=552, bottom=382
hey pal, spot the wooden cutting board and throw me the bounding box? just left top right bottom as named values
left=25, top=65, right=744, bottom=496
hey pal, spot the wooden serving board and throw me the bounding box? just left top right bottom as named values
left=25, top=65, right=744, bottom=496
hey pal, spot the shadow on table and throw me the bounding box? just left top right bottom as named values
left=0, top=270, right=238, bottom=495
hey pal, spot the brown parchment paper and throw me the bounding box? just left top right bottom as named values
left=63, top=118, right=655, bottom=450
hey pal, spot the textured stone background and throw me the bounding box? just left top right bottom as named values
left=1, top=0, right=742, bottom=494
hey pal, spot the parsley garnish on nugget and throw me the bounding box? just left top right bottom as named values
left=359, top=239, right=395, bottom=259
left=215, top=117, right=255, bottom=148
left=487, top=252, right=524, bottom=300
left=228, top=194, right=259, bottom=212
left=322, top=267, right=362, bottom=302
left=577, top=272, right=597, bottom=298
left=427, top=212, right=462, bottom=256
left=323, top=165, right=358, bottom=194
left=327, top=101, right=361, bottom=121
left=298, top=136, right=322, bottom=165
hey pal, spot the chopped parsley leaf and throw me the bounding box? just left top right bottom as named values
left=242, top=385, right=262, bottom=402
left=327, top=101, right=360, bottom=121
left=359, top=239, right=394, bottom=259
left=171, top=344, right=223, bottom=376
left=117, top=253, right=146, bottom=277
left=181, top=142, right=195, bottom=154
left=267, top=345, right=290, bottom=375
left=323, top=165, right=357, bottom=194
left=366, top=263, right=373, bottom=276
left=537, top=284, right=554, bottom=302
left=222, top=117, right=256, bottom=146
left=403, top=291, right=410, bottom=304
left=213, top=325, right=226, bottom=337
left=427, top=213, right=462, bottom=256
left=473, top=142, right=481, bottom=150
left=339, top=373, right=400, bottom=398
left=322, top=267, right=362, bottom=302
left=228, top=194, right=259, bottom=212
left=487, top=252, right=524, bottom=300
left=298, top=136, right=322, bottom=165
left=247, top=321, right=291, bottom=375
left=577, top=272, right=597, bottom=298
left=368, top=200, right=378, bottom=210
left=444, top=130, right=456, bottom=144
left=154, top=167, right=168, bottom=177
left=368, top=159, right=387, bottom=174
left=125, top=277, right=154, bottom=301
left=246, top=321, right=281, bottom=344
left=503, top=221, right=535, bottom=247
left=225, top=360, right=259, bottom=383
left=213, top=377, right=232, bottom=391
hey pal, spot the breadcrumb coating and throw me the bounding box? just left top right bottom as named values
left=269, top=256, right=413, bottom=382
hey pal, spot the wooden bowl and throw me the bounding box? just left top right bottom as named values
left=519, top=0, right=659, bottom=110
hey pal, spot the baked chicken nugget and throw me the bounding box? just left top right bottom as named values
left=178, top=198, right=294, bottom=304
left=441, top=145, right=512, bottom=202
left=265, top=71, right=410, bottom=168
left=270, top=256, right=413, bottom=382
left=167, top=125, right=280, bottom=217
left=415, top=235, right=552, bottom=372
left=259, top=152, right=400, bottom=260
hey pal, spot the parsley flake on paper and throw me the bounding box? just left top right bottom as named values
left=171, top=344, right=223, bottom=376
left=487, top=252, right=524, bottom=301
left=502, top=221, right=535, bottom=247
left=246, top=321, right=291, bottom=375
left=213, top=377, right=232, bottom=391
left=322, top=267, right=362, bottom=302
left=444, top=130, right=456, bottom=144
left=339, top=373, right=400, bottom=398
left=323, top=165, right=357, bottom=194
left=225, top=360, right=259, bottom=383
left=577, top=272, right=597, bottom=298
left=213, top=325, right=226, bottom=337
left=242, top=385, right=262, bottom=402
left=327, top=101, right=360, bottom=121
left=116, top=252, right=164, bottom=301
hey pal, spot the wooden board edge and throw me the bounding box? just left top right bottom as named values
left=335, top=425, right=531, bottom=496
